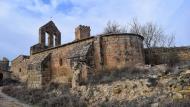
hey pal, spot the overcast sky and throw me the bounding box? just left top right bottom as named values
left=0, top=0, right=189, bottom=60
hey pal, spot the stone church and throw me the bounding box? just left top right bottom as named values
left=10, top=21, right=144, bottom=88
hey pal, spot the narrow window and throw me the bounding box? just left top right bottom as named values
left=59, top=58, right=63, bottom=66
left=45, top=33, right=48, bottom=46
left=0, top=73, right=3, bottom=81
left=53, top=35, right=55, bottom=47
left=19, top=68, right=22, bottom=72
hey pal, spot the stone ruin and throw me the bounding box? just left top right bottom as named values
left=2, top=20, right=190, bottom=89
left=10, top=21, right=145, bottom=89
left=0, top=57, right=10, bottom=81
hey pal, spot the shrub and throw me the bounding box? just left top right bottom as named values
left=167, top=51, right=179, bottom=67
left=40, top=95, right=87, bottom=107
left=160, top=99, right=190, bottom=107
left=2, top=83, right=87, bottom=107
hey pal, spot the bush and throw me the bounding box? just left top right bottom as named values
left=0, top=78, right=19, bottom=86
left=160, top=99, right=190, bottom=107
left=2, top=85, right=48, bottom=104
left=166, top=51, right=179, bottom=67
left=2, top=83, right=87, bottom=107
left=92, top=67, right=148, bottom=85
left=40, top=95, right=87, bottom=107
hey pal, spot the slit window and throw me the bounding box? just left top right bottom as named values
left=59, top=58, right=63, bottom=66
left=19, top=68, right=22, bottom=72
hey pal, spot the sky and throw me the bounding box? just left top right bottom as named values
left=0, top=0, right=189, bottom=60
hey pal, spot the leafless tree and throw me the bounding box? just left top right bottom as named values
left=103, top=19, right=175, bottom=48
left=129, top=19, right=175, bottom=48
left=129, top=19, right=176, bottom=64
left=103, top=21, right=127, bottom=34
left=129, top=18, right=141, bottom=35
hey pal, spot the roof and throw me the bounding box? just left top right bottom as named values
left=11, top=55, right=29, bottom=62
left=29, top=53, right=50, bottom=65
left=99, top=33, right=144, bottom=40
left=39, top=20, right=61, bottom=34
left=68, top=42, right=93, bottom=60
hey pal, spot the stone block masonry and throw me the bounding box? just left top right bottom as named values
left=144, top=47, right=190, bottom=65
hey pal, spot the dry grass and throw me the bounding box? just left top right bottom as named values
left=92, top=67, right=148, bottom=84
left=2, top=83, right=87, bottom=107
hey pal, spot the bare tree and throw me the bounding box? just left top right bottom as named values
left=103, top=21, right=127, bottom=34
left=103, top=20, right=175, bottom=48
left=129, top=19, right=176, bottom=64
left=129, top=19, right=175, bottom=48
left=165, top=34, right=175, bottom=47
left=103, top=19, right=176, bottom=64
left=129, top=18, right=141, bottom=35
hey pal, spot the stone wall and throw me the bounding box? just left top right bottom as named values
left=0, top=57, right=9, bottom=71
left=0, top=57, right=11, bottom=81
left=11, top=55, right=29, bottom=82
left=144, top=47, right=190, bottom=65
left=0, top=70, right=11, bottom=82
left=31, top=37, right=95, bottom=84
left=27, top=70, right=42, bottom=88
left=99, top=34, right=144, bottom=71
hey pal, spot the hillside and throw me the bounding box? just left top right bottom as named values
left=2, top=63, right=190, bottom=107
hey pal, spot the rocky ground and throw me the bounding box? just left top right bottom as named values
left=71, top=63, right=190, bottom=106
left=2, top=62, right=190, bottom=107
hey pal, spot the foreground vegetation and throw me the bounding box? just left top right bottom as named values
left=2, top=63, right=190, bottom=107
left=2, top=83, right=86, bottom=107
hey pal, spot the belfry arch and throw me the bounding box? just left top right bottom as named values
left=39, top=21, right=61, bottom=48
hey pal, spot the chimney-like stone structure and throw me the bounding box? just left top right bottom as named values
left=75, top=25, right=90, bottom=40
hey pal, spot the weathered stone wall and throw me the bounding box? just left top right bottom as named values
left=144, top=47, right=190, bottom=65
left=27, top=53, right=52, bottom=88
left=27, top=70, right=42, bottom=88
left=99, top=34, right=144, bottom=71
left=0, top=57, right=11, bottom=81
left=0, top=57, right=9, bottom=71
left=0, top=70, right=11, bottom=81
left=11, top=55, right=29, bottom=82
left=31, top=37, right=94, bottom=84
